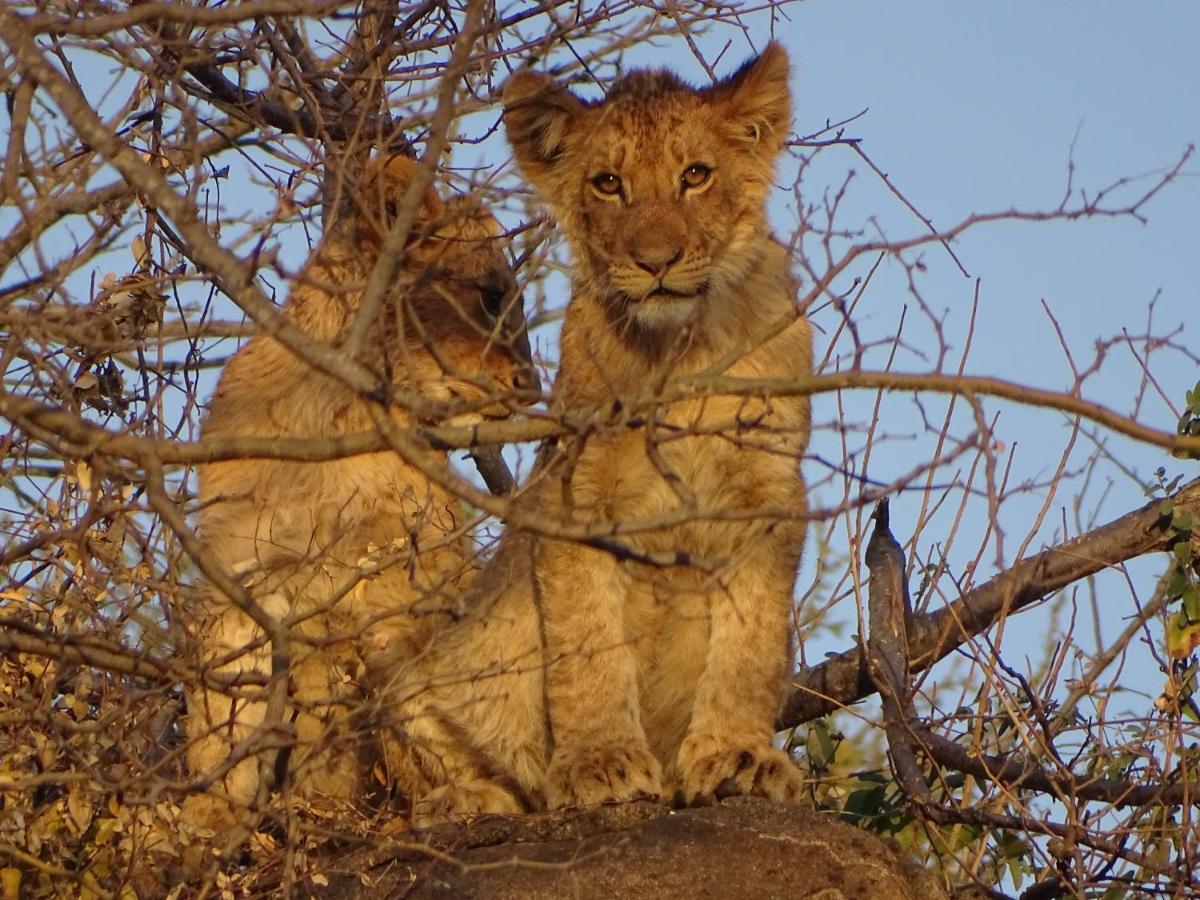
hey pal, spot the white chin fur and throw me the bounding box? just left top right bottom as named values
left=629, top=295, right=697, bottom=331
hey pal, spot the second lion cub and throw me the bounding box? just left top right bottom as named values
left=184, top=154, right=538, bottom=829
left=385, top=43, right=811, bottom=818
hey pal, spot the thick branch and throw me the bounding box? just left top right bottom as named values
left=780, top=476, right=1200, bottom=728
left=6, top=366, right=1199, bottom=468
left=0, top=389, right=560, bottom=464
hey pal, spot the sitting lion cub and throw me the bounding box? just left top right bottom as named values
left=183, top=154, right=538, bottom=829
left=384, top=43, right=811, bottom=820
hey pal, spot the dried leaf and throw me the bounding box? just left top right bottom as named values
left=67, top=786, right=95, bottom=834
left=1166, top=610, right=1200, bottom=659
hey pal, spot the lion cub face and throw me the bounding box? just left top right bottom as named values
left=503, top=45, right=791, bottom=334
left=353, top=155, right=539, bottom=421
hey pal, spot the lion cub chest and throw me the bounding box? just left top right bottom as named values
left=556, top=394, right=801, bottom=560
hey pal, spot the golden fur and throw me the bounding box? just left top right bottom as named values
left=382, top=43, right=812, bottom=822
left=182, top=155, right=537, bottom=828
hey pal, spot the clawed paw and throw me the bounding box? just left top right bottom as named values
left=410, top=778, right=525, bottom=830
left=673, top=738, right=805, bottom=806
left=544, top=742, right=664, bottom=809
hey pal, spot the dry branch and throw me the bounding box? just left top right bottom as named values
left=781, top=476, right=1200, bottom=727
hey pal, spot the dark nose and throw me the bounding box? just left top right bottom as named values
left=633, top=247, right=683, bottom=279
left=512, top=364, right=540, bottom=395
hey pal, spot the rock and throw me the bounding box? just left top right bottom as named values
left=314, top=798, right=946, bottom=899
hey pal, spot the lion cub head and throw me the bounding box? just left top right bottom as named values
left=503, top=44, right=791, bottom=335
left=348, top=154, right=540, bottom=421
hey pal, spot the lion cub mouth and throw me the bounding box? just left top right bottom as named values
left=640, top=282, right=707, bottom=303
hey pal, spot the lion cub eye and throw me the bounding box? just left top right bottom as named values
left=480, top=284, right=507, bottom=320
left=590, top=173, right=623, bottom=197
left=681, top=164, right=712, bottom=191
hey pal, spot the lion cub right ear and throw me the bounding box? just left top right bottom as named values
left=353, top=153, right=447, bottom=249
left=502, top=70, right=585, bottom=188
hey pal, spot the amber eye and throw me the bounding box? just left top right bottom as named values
left=681, top=164, right=711, bottom=190
left=591, top=173, right=622, bottom=197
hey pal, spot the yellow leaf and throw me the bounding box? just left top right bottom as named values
left=132, top=234, right=151, bottom=271
left=1166, top=611, right=1200, bottom=659
left=2, top=868, right=21, bottom=900
left=67, top=785, right=94, bottom=834
left=311, top=874, right=329, bottom=887
left=251, top=831, right=277, bottom=855
left=95, top=817, right=121, bottom=844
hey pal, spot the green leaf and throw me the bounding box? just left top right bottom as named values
left=806, top=719, right=838, bottom=770
left=997, top=830, right=1030, bottom=859
left=1167, top=567, right=1189, bottom=599
left=1185, top=585, right=1200, bottom=622
left=842, top=785, right=886, bottom=821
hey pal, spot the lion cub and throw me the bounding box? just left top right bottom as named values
left=384, top=43, right=811, bottom=820
left=183, top=154, right=538, bottom=828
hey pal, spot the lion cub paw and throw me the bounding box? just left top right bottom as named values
left=674, top=737, right=805, bottom=806
left=411, top=778, right=525, bottom=830
left=544, top=742, right=663, bottom=809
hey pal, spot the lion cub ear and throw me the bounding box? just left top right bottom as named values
left=711, top=42, right=792, bottom=156
left=371, top=153, right=445, bottom=223
left=349, top=153, right=446, bottom=249
left=503, top=70, right=585, bottom=188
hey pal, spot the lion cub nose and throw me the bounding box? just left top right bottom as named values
left=633, top=246, right=683, bottom=279
left=512, top=365, right=540, bottom=394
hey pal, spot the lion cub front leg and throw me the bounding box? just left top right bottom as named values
left=674, top=545, right=805, bottom=806
left=537, top=538, right=663, bottom=808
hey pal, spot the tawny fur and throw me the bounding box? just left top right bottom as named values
left=182, top=155, right=537, bottom=829
left=382, top=43, right=812, bottom=822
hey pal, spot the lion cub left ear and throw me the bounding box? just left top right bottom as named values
left=503, top=70, right=585, bottom=187
left=711, top=42, right=792, bottom=154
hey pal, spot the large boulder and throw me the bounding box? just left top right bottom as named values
left=316, top=798, right=946, bottom=899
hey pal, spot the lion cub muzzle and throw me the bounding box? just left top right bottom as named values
left=609, top=205, right=710, bottom=328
